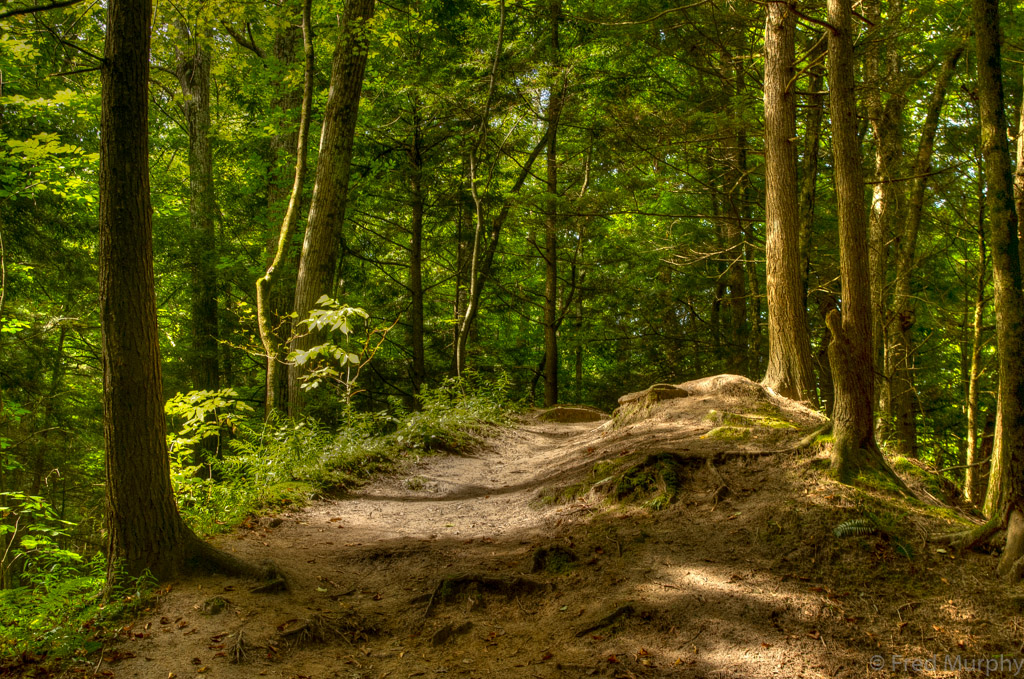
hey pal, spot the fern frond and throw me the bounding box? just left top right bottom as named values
left=833, top=518, right=876, bottom=538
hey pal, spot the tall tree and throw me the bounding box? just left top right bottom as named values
left=288, top=0, right=376, bottom=416
left=99, top=0, right=271, bottom=584
left=256, top=0, right=314, bottom=418
left=971, top=0, right=1024, bottom=580
left=175, top=23, right=220, bottom=397
left=885, top=47, right=962, bottom=457
left=761, top=0, right=816, bottom=403
left=824, top=0, right=903, bottom=486
left=863, top=0, right=902, bottom=443
left=542, top=0, right=564, bottom=407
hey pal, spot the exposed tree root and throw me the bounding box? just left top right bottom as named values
left=228, top=629, right=254, bottom=664
left=998, top=509, right=1024, bottom=581
left=574, top=604, right=636, bottom=637
left=422, top=575, right=549, bottom=617
left=279, top=612, right=377, bottom=646
left=791, top=422, right=831, bottom=452
left=935, top=515, right=1001, bottom=552
left=186, top=535, right=284, bottom=584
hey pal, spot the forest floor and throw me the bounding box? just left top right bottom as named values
left=81, top=376, right=1024, bottom=678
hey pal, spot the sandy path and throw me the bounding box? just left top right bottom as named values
left=100, top=380, right=1012, bottom=679
left=299, top=421, right=597, bottom=542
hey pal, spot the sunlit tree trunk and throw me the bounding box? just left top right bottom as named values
left=288, top=0, right=376, bottom=416
left=762, top=0, right=815, bottom=403
left=256, top=0, right=314, bottom=418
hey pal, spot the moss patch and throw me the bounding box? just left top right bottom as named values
left=891, top=456, right=953, bottom=504
left=607, top=453, right=689, bottom=509
left=702, top=426, right=752, bottom=441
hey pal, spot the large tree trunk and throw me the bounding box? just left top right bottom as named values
left=256, top=0, right=314, bottom=419
left=288, top=0, right=376, bottom=416
left=100, top=0, right=271, bottom=586
left=1016, top=68, right=1024, bottom=267
left=972, top=0, right=1024, bottom=582
left=825, top=0, right=903, bottom=487
left=886, top=48, right=962, bottom=458
left=542, top=0, right=562, bottom=407
left=761, top=0, right=816, bottom=403
left=175, top=31, right=219, bottom=395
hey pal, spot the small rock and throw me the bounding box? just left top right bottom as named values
left=200, top=596, right=227, bottom=615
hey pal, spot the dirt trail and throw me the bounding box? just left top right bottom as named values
left=106, top=376, right=1019, bottom=679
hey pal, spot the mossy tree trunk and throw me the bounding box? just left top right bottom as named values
left=972, top=0, right=1024, bottom=582
left=824, top=0, right=901, bottom=486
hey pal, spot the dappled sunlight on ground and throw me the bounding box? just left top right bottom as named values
left=106, top=376, right=1019, bottom=679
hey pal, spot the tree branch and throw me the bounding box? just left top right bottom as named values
left=0, top=0, right=84, bottom=21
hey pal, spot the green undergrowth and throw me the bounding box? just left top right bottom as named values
left=0, top=554, right=156, bottom=669
left=0, top=375, right=510, bottom=670
left=170, top=374, right=512, bottom=537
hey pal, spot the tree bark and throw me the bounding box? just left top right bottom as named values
left=99, top=0, right=272, bottom=585
left=825, top=0, right=902, bottom=486
left=288, top=0, right=376, bottom=416
left=1016, top=68, right=1024, bottom=267
left=256, top=0, right=314, bottom=418
left=798, top=35, right=825, bottom=305
left=408, top=103, right=426, bottom=400
left=762, top=0, right=816, bottom=403
left=972, top=0, right=1024, bottom=580
left=886, top=47, right=962, bottom=458
left=724, top=57, right=748, bottom=375
left=863, top=0, right=905, bottom=444
left=261, top=19, right=304, bottom=415
left=965, top=216, right=988, bottom=505
left=543, top=0, right=562, bottom=407
left=175, top=29, right=219, bottom=395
